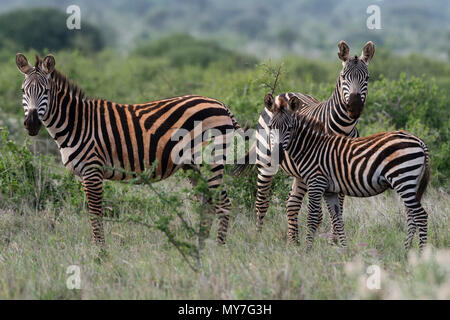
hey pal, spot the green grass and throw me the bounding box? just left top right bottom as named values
left=0, top=176, right=448, bottom=299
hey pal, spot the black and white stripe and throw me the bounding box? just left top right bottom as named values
left=236, top=41, right=375, bottom=243
left=16, top=53, right=242, bottom=246
left=268, top=95, right=430, bottom=250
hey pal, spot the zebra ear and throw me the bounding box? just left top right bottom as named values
left=264, top=93, right=274, bottom=111
left=42, top=54, right=56, bottom=75
left=16, top=53, right=33, bottom=75
left=337, top=40, right=350, bottom=62
left=288, top=96, right=302, bottom=112
left=360, top=41, right=375, bottom=64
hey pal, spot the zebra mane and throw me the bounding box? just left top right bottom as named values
left=50, top=69, right=85, bottom=100
left=34, top=55, right=85, bottom=100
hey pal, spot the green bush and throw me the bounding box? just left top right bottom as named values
left=369, top=48, right=450, bottom=87
left=0, top=128, right=83, bottom=211
left=133, top=34, right=257, bottom=69
left=362, top=74, right=449, bottom=184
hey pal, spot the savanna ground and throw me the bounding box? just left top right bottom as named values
left=0, top=164, right=448, bottom=299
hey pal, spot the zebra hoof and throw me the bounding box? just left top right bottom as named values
left=216, top=238, right=227, bottom=245
left=287, top=236, right=300, bottom=245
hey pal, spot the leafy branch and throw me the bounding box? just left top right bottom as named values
left=103, top=163, right=216, bottom=273
left=258, top=62, right=284, bottom=95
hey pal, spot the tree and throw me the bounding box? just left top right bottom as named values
left=0, top=8, right=104, bottom=53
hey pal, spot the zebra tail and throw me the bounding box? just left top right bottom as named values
left=221, top=104, right=257, bottom=176
left=417, top=142, right=430, bottom=202
left=222, top=104, right=242, bottom=132
left=232, top=142, right=257, bottom=176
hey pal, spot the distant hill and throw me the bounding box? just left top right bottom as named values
left=0, top=0, right=448, bottom=60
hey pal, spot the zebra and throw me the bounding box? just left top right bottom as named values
left=16, top=53, right=242, bottom=246
left=267, top=94, right=430, bottom=250
left=235, top=40, right=375, bottom=243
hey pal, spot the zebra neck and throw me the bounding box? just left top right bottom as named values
left=287, top=123, right=337, bottom=178
left=326, top=80, right=358, bottom=135
left=287, top=122, right=323, bottom=161
left=42, top=71, right=91, bottom=149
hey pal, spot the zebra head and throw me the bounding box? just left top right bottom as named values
left=337, top=41, right=375, bottom=120
left=16, top=53, right=55, bottom=136
left=266, top=93, right=302, bottom=151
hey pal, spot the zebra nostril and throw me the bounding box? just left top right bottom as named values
left=24, top=108, right=41, bottom=136
left=349, top=93, right=362, bottom=104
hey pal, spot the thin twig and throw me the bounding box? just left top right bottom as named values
left=105, top=216, right=199, bottom=272
left=271, top=65, right=282, bottom=95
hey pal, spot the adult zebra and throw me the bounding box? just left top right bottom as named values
left=267, top=95, right=430, bottom=250
left=235, top=41, right=375, bottom=243
left=16, top=53, right=241, bottom=246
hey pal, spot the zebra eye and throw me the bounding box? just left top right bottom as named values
left=21, top=88, right=25, bottom=93
left=44, top=89, right=49, bottom=95
left=340, top=74, right=346, bottom=80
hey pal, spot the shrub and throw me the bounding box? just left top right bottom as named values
left=0, top=128, right=83, bottom=211
left=362, top=74, right=449, bottom=184
left=133, top=33, right=257, bottom=69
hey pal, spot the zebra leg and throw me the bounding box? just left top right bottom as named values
left=255, top=167, right=275, bottom=231
left=393, top=183, right=428, bottom=250
left=208, top=164, right=231, bottom=245
left=416, top=208, right=428, bottom=249
left=184, top=166, right=215, bottom=248
left=328, top=193, right=345, bottom=244
left=406, top=204, right=428, bottom=250
left=285, top=177, right=307, bottom=243
left=305, top=177, right=327, bottom=250
left=324, top=192, right=347, bottom=247
left=404, top=209, right=417, bottom=249
left=215, top=189, right=232, bottom=244
left=327, top=194, right=345, bottom=244
left=82, top=169, right=105, bottom=246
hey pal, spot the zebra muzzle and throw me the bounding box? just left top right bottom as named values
left=347, top=93, right=364, bottom=119
left=24, top=108, right=42, bottom=136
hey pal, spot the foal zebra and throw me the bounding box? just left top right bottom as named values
left=236, top=41, right=375, bottom=243
left=16, top=53, right=241, bottom=246
left=268, top=94, right=430, bottom=250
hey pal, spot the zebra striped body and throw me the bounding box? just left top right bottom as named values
left=255, top=91, right=358, bottom=241
left=239, top=41, right=375, bottom=243
left=268, top=96, right=430, bottom=249
left=46, top=93, right=236, bottom=181
left=16, top=53, right=240, bottom=246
